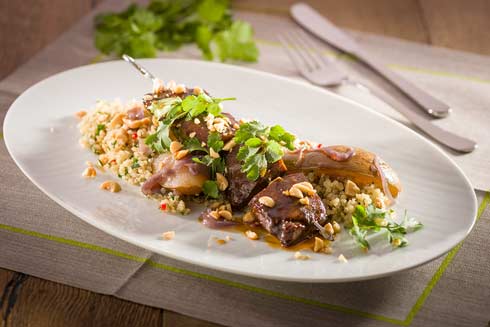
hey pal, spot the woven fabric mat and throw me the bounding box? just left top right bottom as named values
left=1, top=1, right=490, bottom=326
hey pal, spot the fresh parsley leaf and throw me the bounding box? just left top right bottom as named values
left=202, top=180, right=219, bottom=198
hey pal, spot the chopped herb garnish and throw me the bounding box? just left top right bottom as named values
left=233, top=121, right=295, bottom=181
left=95, top=124, right=106, bottom=136
left=131, top=158, right=140, bottom=169
left=348, top=205, right=423, bottom=250
left=145, top=94, right=234, bottom=153
left=191, top=132, right=225, bottom=177
left=94, top=0, right=259, bottom=62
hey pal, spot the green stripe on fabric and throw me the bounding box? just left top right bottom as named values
left=403, top=191, right=490, bottom=325
left=89, top=53, right=106, bottom=64
left=0, top=222, right=405, bottom=325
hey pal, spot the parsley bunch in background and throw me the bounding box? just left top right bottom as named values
left=94, top=0, right=259, bottom=62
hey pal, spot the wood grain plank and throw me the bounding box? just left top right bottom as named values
left=0, top=268, right=162, bottom=327
left=0, top=0, right=103, bottom=80
left=163, top=310, right=222, bottom=327
left=233, top=0, right=430, bottom=44
left=419, top=0, right=490, bottom=55
left=0, top=269, right=15, bottom=324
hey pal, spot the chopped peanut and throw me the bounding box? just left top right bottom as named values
left=313, top=237, right=324, bottom=252
left=216, top=173, right=229, bottom=191
left=218, top=210, right=233, bottom=220
left=123, top=117, right=150, bottom=129
left=344, top=180, right=361, bottom=196
left=109, top=113, right=126, bottom=128
left=82, top=166, right=97, bottom=178
left=258, top=196, right=275, bottom=208
left=293, top=182, right=316, bottom=196
left=170, top=141, right=183, bottom=154
left=161, top=231, right=175, bottom=240
left=222, top=139, right=236, bottom=151
left=294, top=251, right=310, bottom=260
left=245, top=230, right=259, bottom=240
left=299, top=197, right=310, bottom=205
left=242, top=211, right=255, bottom=223
left=288, top=186, right=304, bottom=199
left=99, top=180, right=121, bottom=193
left=338, top=254, right=348, bottom=263
left=209, top=148, right=220, bottom=159
left=174, top=149, right=189, bottom=160
left=174, top=84, right=186, bottom=94
left=325, top=222, right=334, bottom=235
left=75, top=110, right=87, bottom=119
left=332, top=221, right=341, bottom=234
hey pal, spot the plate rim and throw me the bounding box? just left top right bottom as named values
left=3, top=58, right=478, bottom=282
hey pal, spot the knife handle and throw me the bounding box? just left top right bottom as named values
left=355, top=49, right=451, bottom=118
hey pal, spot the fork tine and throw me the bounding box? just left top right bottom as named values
left=281, top=32, right=317, bottom=71
left=291, top=29, right=329, bottom=68
left=278, top=35, right=307, bottom=73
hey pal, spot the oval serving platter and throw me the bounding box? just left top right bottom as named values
left=3, top=59, right=477, bottom=282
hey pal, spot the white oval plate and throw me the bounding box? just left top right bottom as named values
left=4, top=59, right=477, bottom=282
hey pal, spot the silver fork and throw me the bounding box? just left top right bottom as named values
left=278, top=30, right=477, bottom=153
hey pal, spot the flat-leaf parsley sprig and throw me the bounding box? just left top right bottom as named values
left=233, top=121, right=295, bottom=181
left=349, top=204, right=423, bottom=250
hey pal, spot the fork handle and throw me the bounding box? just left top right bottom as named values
left=348, top=80, right=477, bottom=153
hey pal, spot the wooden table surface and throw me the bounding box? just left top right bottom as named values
left=1, top=0, right=489, bottom=326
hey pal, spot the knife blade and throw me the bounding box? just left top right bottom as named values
left=290, top=2, right=451, bottom=118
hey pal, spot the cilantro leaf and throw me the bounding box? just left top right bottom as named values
left=145, top=94, right=234, bottom=153
left=348, top=205, right=423, bottom=251
left=184, top=137, right=207, bottom=153
left=207, top=132, right=224, bottom=152
left=233, top=121, right=296, bottom=181
left=202, top=180, right=219, bottom=198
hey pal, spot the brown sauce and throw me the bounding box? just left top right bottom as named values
left=221, top=223, right=316, bottom=252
